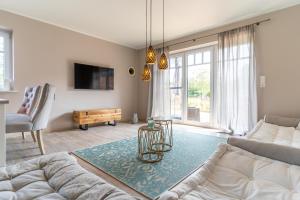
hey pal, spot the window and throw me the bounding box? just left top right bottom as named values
left=169, top=45, right=216, bottom=125
left=168, top=39, right=254, bottom=128
left=0, top=29, right=13, bottom=91
left=187, top=48, right=213, bottom=124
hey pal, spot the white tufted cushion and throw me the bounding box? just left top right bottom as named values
left=17, top=86, right=41, bottom=117
left=0, top=152, right=136, bottom=200
left=246, top=122, right=300, bottom=148
left=159, top=144, right=300, bottom=200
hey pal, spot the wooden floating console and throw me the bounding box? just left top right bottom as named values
left=73, top=108, right=121, bottom=130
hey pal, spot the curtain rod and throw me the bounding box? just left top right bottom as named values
left=166, top=18, right=271, bottom=48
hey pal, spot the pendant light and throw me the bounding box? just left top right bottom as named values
left=141, top=64, right=151, bottom=81
left=159, top=0, right=168, bottom=70
left=146, top=0, right=156, bottom=65
left=142, top=0, right=151, bottom=81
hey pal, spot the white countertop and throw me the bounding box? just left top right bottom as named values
left=0, top=99, right=9, bottom=104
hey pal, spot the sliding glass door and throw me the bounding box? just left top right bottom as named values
left=169, top=45, right=216, bottom=126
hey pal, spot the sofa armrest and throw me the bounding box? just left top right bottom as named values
left=228, top=137, right=300, bottom=166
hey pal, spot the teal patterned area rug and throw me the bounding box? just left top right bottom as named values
left=73, top=131, right=226, bottom=199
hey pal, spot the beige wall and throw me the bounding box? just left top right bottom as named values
left=137, top=5, right=300, bottom=121
left=0, top=10, right=139, bottom=131
left=255, top=5, right=300, bottom=118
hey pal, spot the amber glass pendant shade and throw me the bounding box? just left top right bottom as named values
left=159, top=52, right=168, bottom=70
left=146, top=45, right=156, bottom=65
left=142, top=64, right=151, bottom=81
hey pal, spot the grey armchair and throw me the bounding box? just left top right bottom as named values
left=7, top=85, right=41, bottom=141
left=6, top=83, right=56, bottom=154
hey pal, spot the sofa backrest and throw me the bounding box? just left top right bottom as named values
left=264, top=115, right=300, bottom=127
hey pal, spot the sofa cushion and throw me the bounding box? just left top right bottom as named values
left=159, top=144, right=300, bottom=200
left=246, top=122, right=300, bottom=148
left=0, top=152, right=135, bottom=200
left=6, top=113, right=33, bottom=133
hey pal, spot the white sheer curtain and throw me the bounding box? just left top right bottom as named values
left=212, top=25, right=257, bottom=134
left=147, top=48, right=171, bottom=118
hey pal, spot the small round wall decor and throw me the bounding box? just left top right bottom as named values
left=128, top=66, right=135, bottom=76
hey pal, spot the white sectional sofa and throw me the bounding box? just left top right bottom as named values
left=246, top=115, right=300, bottom=148
left=246, top=121, right=300, bottom=148
left=0, top=152, right=136, bottom=200
left=159, top=138, right=300, bottom=200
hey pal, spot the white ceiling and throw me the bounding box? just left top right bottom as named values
left=0, top=0, right=299, bottom=49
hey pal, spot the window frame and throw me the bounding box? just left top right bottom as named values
left=0, top=29, right=13, bottom=92
left=169, top=53, right=184, bottom=120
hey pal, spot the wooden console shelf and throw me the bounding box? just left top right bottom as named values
left=73, top=108, right=121, bottom=130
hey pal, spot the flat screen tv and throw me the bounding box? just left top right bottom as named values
left=74, top=63, right=114, bottom=90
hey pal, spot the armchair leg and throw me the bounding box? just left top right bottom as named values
left=31, top=131, right=36, bottom=143
left=36, top=130, right=45, bottom=155
left=22, top=132, right=25, bottom=140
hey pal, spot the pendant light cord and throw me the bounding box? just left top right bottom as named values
left=163, top=0, right=165, bottom=52
left=150, top=0, right=152, bottom=45
left=145, top=0, right=148, bottom=62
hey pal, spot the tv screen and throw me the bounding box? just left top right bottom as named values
left=74, top=63, right=114, bottom=90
